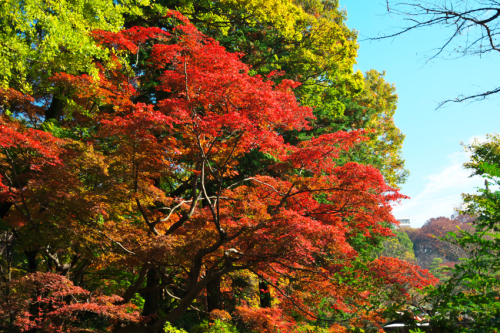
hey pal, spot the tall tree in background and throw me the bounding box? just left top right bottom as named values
left=336, top=70, right=408, bottom=187
left=376, top=230, right=417, bottom=263
left=0, top=0, right=152, bottom=122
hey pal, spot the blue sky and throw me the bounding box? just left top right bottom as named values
left=340, top=1, right=500, bottom=227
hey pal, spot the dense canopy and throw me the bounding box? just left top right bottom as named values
left=0, top=2, right=433, bottom=333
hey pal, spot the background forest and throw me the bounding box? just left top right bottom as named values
left=0, top=0, right=499, bottom=332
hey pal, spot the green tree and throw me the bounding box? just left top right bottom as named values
left=464, top=132, right=500, bottom=178
left=396, top=230, right=414, bottom=254
left=0, top=0, right=150, bottom=120
left=337, top=70, right=408, bottom=187
left=375, top=230, right=416, bottom=263
left=419, top=138, right=500, bottom=332
left=297, top=70, right=408, bottom=187
left=428, top=258, right=446, bottom=281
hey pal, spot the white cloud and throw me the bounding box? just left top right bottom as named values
left=467, top=134, right=488, bottom=145
left=393, top=136, right=485, bottom=227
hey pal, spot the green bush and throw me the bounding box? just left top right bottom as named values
left=191, top=319, right=240, bottom=333
left=164, top=321, right=188, bottom=333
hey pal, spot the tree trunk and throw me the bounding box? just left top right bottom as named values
left=45, top=96, right=65, bottom=121
left=259, top=280, right=271, bottom=308
left=206, top=275, right=221, bottom=312
left=155, top=273, right=224, bottom=332
left=159, top=281, right=207, bottom=328
left=0, top=202, right=12, bottom=221
left=120, top=266, right=149, bottom=303
left=24, top=250, right=38, bottom=273
left=142, top=269, right=160, bottom=317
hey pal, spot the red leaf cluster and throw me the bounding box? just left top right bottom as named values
left=0, top=273, right=140, bottom=332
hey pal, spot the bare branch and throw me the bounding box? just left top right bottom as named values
left=437, top=85, right=500, bottom=108
left=372, top=1, right=500, bottom=106
left=96, top=230, right=137, bottom=256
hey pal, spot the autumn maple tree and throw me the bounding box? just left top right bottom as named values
left=0, top=9, right=435, bottom=333
left=124, top=0, right=409, bottom=189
